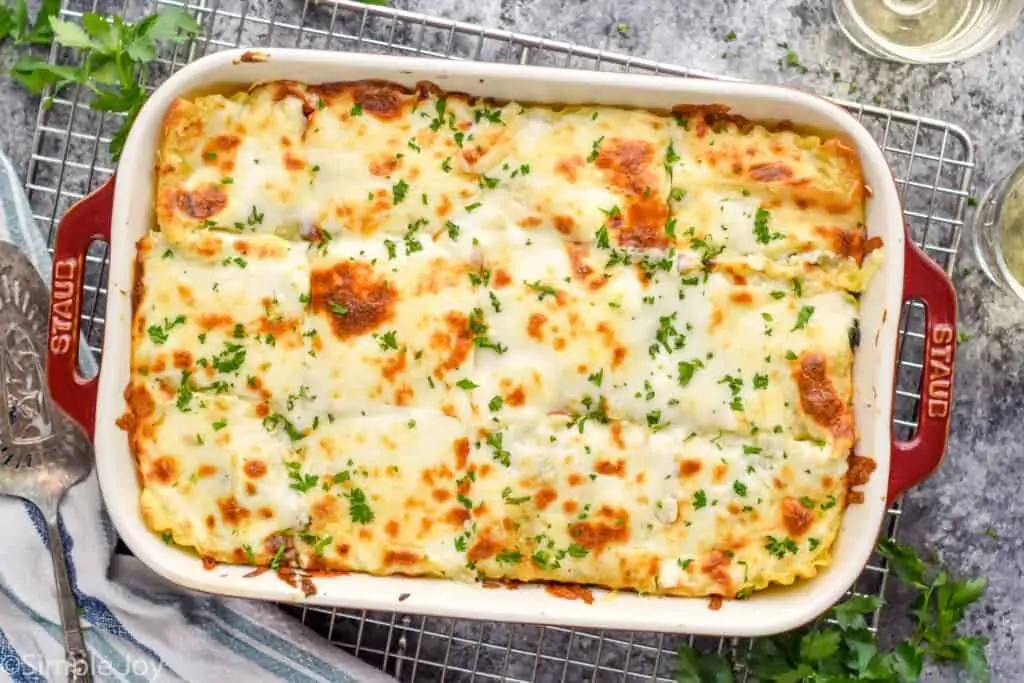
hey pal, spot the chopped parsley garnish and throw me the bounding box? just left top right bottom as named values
left=770, top=290, right=786, bottom=300
left=488, top=395, right=504, bottom=412
left=429, top=97, right=447, bottom=131
left=753, top=373, right=769, bottom=390
left=743, top=444, right=763, bottom=454
left=403, top=218, right=426, bottom=255
left=161, top=249, right=174, bottom=259
left=242, top=544, right=255, bottom=563
left=567, top=394, right=609, bottom=433
left=391, top=179, right=409, bottom=205
left=285, top=461, right=319, bottom=492
left=445, top=220, right=460, bottom=240
left=469, top=307, right=507, bottom=354
left=785, top=350, right=799, bottom=361
left=486, top=431, right=511, bottom=466
left=175, top=371, right=194, bottom=411
left=595, top=225, right=610, bottom=249
left=665, top=141, right=680, bottom=165
left=441, top=156, right=453, bottom=173
left=821, top=495, right=838, bottom=510
left=587, top=369, right=604, bottom=387
left=689, top=236, right=725, bottom=264
left=693, top=490, right=708, bottom=510
left=474, top=107, right=503, bottom=123
left=465, top=202, right=482, bottom=212
left=718, top=374, right=744, bottom=411
left=646, top=410, right=667, bottom=431
left=765, top=535, right=800, bottom=559
left=793, top=306, right=815, bottom=330
left=329, top=301, right=349, bottom=316
left=468, top=269, right=491, bottom=287
left=501, top=486, right=530, bottom=505
left=488, top=290, right=502, bottom=313
left=587, top=135, right=605, bottom=163
left=212, top=419, right=227, bottom=431
left=456, top=378, right=478, bottom=391
left=248, top=205, right=264, bottom=226
left=479, top=175, right=500, bottom=189
left=650, top=313, right=685, bottom=358
left=350, top=103, right=363, bottom=116
left=526, top=281, right=558, bottom=301
left=312, top=535, right=333, bottom=556
left=269, top=544, right=287, bottom=570
left=222, top=256, right=247, bottom=268
left=384, top=239, right=397, bottom=260
left=792, top=278, right=803, bottom=296
left=263, top=413, right=304, bottom=441
left=346, top=488, right=374, bottom=524
left=678, top=558, right=693, bottom=570
left=495, top=550, right=522, bottom=564
left=146, top=314, right=186, bottom=345
left=665, top=217, right=678, bottom=239
left=211, top=342, right=246, bottom=373
left=799, top=496, right=816, bottom=509
left=375, top=330, right=399, bottom=351
left=678, top=359, right=704, bottom=386
left=567, top=543, right=589, bottom=558
left=221, top=176, right=234, bottom=185
left=733, top=480, right=748, bottom=496
left=753, top=207, right=784, bottom=244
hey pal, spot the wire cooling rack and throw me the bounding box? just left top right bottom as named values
left=23, top=0, right=975, bottom=680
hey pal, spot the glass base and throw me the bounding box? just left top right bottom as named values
left=832, top=0, right=1024, bottom=64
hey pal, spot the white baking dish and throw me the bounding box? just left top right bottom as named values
left=46, top=48, right=958, bottom=637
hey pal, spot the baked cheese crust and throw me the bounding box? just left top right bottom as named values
left=122, top=80, right=879, bottom=599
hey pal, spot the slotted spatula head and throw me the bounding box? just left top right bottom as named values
left=0, top=240, right=96, bottom=681
left=0, top=240, right=93, bottom=512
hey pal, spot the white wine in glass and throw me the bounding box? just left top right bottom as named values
left=833, top=0, right=1023, bottom=63
left=972, top=163, right=1024, bottom=301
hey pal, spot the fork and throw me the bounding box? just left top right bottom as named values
left=0, top=241, right=94, bottom=682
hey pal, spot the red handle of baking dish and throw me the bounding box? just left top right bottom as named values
left=47, top=177, right=115, bottom=440
left=887, top=239, right=957, bottom=504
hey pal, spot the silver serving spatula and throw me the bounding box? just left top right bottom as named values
left=0, top=241, right=94, bottom=682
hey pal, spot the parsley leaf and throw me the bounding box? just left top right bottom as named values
left=11, top=9, right=200, bottom=160
left=793, top=305, right=815, bottom=330
left=345, top=488, right=374, bottom=524
left=391, top=179, right=409, bottom=205
left=753, top=207, right=784, bottom=244
left=526, top=280, right=557, bottom=300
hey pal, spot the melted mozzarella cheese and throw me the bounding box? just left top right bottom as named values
left=129, top=80, right=875, bottom=599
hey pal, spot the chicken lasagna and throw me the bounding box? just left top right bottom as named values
left=120, top=79, right=880, bottom=599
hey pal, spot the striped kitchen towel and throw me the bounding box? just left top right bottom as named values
left=0, top=155, right=397, bottom=683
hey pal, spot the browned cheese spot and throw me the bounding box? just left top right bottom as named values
left=244, top=460, right=268, bottom=479
left=568, top=506, right=630, bottom=554
left=217, top=496, right=251, bottom=527
left=311, top=261, right=396, bottom=340
left=781, top=497, right=815, bottom=536
left=794, top=352, right=854, bottom=443
left=177, top=183, right=227, bottom=219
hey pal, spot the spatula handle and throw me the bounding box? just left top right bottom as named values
left=47, top=519, right=93, bottom=683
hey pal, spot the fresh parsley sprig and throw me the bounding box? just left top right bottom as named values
left=0, top=0, right=60, bottom=45
left=674, top=540, right=989, bottom=683
left=8, top=9, right=200, bottom=160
